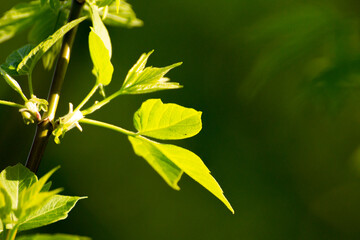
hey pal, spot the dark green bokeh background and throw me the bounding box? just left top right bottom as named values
left=2, top=0, right=360, bottom=239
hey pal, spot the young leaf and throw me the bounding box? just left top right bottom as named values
left=17, top=16, right=87, bottom=75
left=128, top=137, right=183, bottom=190
left=89, top=3, right=112, bottom=57
left=87, top=0, right=143, bottom=28
left=18, top=195, right=86, bottom=231
left=17, top=234, right=91, bottom=240
left=0, top=1, right=44, bottom=43
left=89, top=30, right=114, bottom=86
left=120, top=51, right=182, bottom=94
left=41, top=181, right=52, bottom=192
left=0, top=68, right=27, bottom=101
left=96, top=0, right=115, bottom=8
left=128, top=137, right=234, bottom=213
left=134, top=99, right=202, bottom=140
left=49, top=0, right=61, bottom=11
left=0, top=164, right=87, bottom=232
left=18, top=167, right=60, bottom=211
left=1, top=44, right=34, bottom=76
left=0, top=164, right=37, bottom=210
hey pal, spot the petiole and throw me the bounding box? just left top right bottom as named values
left=74, top=83, right=99, bottom=112
left=79, top=118, right=137, bottom=137
left=0, top=100, right=24, bottom=109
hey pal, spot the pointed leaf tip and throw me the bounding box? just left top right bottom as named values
left=128, top=136, right=234, bottom=213
left=119, top=51, right=182, bottom=94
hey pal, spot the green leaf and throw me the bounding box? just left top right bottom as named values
left=0, top=184, right=13, bottom=222
left=41, top=181, right=52, bottom=192
left=25, top=7, right=67, bottom=71
left=1, top=44, right=34, bottom=76
left=0, top=164, right=36, bottom=210
left=128, top=137, right=234, bottom=213
left=49, top=0, right=61, bottom=11
left=41, top=0, right=47, bottom=7
left=41, top=40, right=62, bottom=71
left=89, top=3, right=112, bottom=57
left=39, top=0, right=61, bottom=11
left=28, top=8, right=68, bottom=70
left=0, top=1, right=44, bottom=43
left=28, top=10, right=60, bottom=44
left=120, top=51, right=182, bottom=94
left=0, top=68, right=27, bottom=101
left=17, top=234, right=91, bottom=240
left=32, top=10, right=68, bottom=70
left=0, top=164, right=86, bottom=232
left=128, top=137, right=183, bottom=190
left=90, top=0, right=143, bottom=28
left=17, top=16, right=87, bottom=75
left=89, top=29, right=114, bottom=86
left=116, top=0, right=120, bottom=13
left=18, top=195, right=86, bottom=231
left=18, top=167, right=60, bottom=212
left=134, top=99, right=202, bottom=140
left=96, top=0, right=115, bottom=7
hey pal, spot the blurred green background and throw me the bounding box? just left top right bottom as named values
left=2, top=0, right=360, bottom=239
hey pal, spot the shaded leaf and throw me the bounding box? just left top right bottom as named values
left=18, top=195, right=86, bottom=231
left=129, top=137, right=234, bottom=213
left=37, top=10, right=69, bottom=70
left=241, top=6, right=339, bottom=99
left=128, top=136, right=183, bottom=190
left=28, top=10, right=60, bottom=44
left=42, top=40, right=62, bottom=71
left=134, top=99, right=202, bottom=140
left=1, top=44, right=34, bottom=76
left=49, top=0, right=61, bottom=11
left=0, top=1, right=43, bottom=43
left=17, top=16, right=87, bottom=75
left=120, top=51, right=182, bottom=94
left=40, top=0, right=47, bottom=7
left=17, top=234, right=91, bottom=240
left=88, top=0, right=143, bottom=28
left=89, top=30, right=113, bottom=86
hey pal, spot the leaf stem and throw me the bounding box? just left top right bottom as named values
left=81, top=90, right=122, bottom=115
left=4, top=227, right=17, bottom=240
left=26, top=0, right=85, bottom=173
left=74, top=83, right=99, bottom=112
left=28, top=73, right=34, bottom=97
left=0, top=100, right=24, bottom=109
left=79, top=118, right=137, bottom=137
